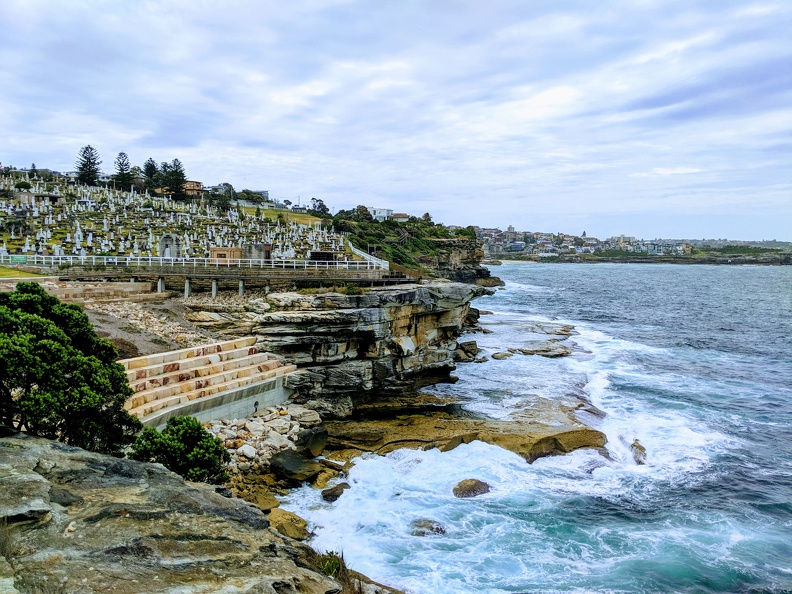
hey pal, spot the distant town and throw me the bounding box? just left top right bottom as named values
left=472, top=226, right=792, bottom=258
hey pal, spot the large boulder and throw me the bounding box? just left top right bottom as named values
left=321, top=482, right=350, bottom=502
left=269, top=449, right=324, bottom=482
left=453, top=479, right=491, bottom=498
left=268, top=508, right=309, bottom=541
left=293, top=426, right=328, bottom=458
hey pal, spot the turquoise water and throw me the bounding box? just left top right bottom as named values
left=284, top=263, right=792, bottom=593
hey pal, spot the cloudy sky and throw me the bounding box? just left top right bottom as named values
left=2, top=1, right=790, bottom=240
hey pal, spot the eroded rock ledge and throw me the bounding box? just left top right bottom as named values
left=0, top=432, right=346, bottom=594
left=323, top=397, right=607, bottom=464
left=183, top=282, right=494, bottom=418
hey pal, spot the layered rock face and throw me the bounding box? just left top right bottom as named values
left=417, top=238, right=504, bottom=286
left=184, top=282, right=493, bottom=418
left=0, top=432, right=341, bottom=594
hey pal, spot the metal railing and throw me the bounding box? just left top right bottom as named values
left=347, top=240, right=390, bottom=270
left=0, top=254, right=389, bottom=271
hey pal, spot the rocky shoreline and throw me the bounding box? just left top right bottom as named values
left=0, top=279, right=610, bottom=594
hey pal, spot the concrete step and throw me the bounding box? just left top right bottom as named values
left=129, top=351, right=274, bottom=393
left=125, top=344, right=264, bottom=383
left=126, top=359, right=288, bottom=409
left=127, top=364, right=297, bottom=418
left=120, top=336, right=258, bottom=371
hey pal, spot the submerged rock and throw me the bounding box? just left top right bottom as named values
left=631, top=439, right=647, bottom=465
left=411, top=519, right=446, bottom=536
left=453, top=479, right=491, bottom=498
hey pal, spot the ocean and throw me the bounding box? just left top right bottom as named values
left=283, top=263, right=792, bottom=593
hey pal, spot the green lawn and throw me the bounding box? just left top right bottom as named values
left=0, top=266, right=42, bottom=278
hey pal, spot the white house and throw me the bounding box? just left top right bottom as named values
left=367, top=207, right=393, bottom=222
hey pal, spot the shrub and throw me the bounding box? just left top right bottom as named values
left=305, top=550, right=364, bottom=594
left=0, top=282, right=141, bottom=456
left=130, top=416, right=230, bottom=484
left=14, top=181, right=32, bottom=190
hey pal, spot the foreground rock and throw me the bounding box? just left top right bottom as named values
left=183, top=282, right=494, bottom=418
left=0, top=433, right=341, bottom=594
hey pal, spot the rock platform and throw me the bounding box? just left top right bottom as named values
left=0, top=432, right=344, bottom=594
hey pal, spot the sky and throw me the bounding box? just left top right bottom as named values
left=1, top=1, right=790, bottom=240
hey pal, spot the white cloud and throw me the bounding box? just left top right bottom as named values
left=0, top=0, right=790, bottom=239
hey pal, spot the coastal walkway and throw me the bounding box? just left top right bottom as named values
left=121, top=337, right=296, bottom=429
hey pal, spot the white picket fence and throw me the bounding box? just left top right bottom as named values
left=0, top=253, right=388, bottom=271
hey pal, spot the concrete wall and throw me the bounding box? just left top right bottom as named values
left=144, top=376, right=292, bottom=431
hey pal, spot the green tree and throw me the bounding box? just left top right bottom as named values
left=310, top=197, right=330, bottom=216
left=208, top=182, right=234, bottom=212
left=130, top=416, right=230, bottom=483
left=142, top=158, right=159, bottom=190
left=29, top=163, right=37, bottom=177
left=75, top=145, right=102, bottom=186
left=159, top=158, right=188, bottom=201
left=113, top=152, right=134, bottom=191
left=0, top=282, right=140, bottom=455
left=238, top=189, right=265, bottom=204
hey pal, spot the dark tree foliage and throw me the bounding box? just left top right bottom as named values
left=208, top=182, right=234, bottom=212
left=238, top=189, right=266, bottom=204
left=113, top=152, right=134, bottom=191
left=0, top=282, right=141, bottom=455
left=335, top=205, right=374, bottom=223
left=29, top=163, right=37, bottom=177
left=158, top=158, right=188, bottom=201
left=309, top=197, right=330, bottom=216
left=142, top=158, right=159, bottom=190
left=75, top=145, right=102, bottom=186
left=131, top=416, right=230, bottom=484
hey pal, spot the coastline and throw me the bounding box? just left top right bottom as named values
left=0, top=277, right=608, bottom=594
left=495, top=252, right=791, bottom=265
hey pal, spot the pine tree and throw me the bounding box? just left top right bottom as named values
left=29, top=163, right=37, bottom=177
left=75, top=145, right=102, bottom=186
left=159, top=158, right=188, bottom=201
left=142, top=158, right=159, bottom=190
left=113, top=152, right=133, bottom=191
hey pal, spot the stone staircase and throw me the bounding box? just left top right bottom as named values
left=122, top=337, right=296, bottom=424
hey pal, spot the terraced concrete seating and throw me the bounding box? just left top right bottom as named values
left=122, top=337, right=296, bottom=420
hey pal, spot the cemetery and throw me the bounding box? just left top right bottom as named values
left=0, top=175, right=387, bottom=273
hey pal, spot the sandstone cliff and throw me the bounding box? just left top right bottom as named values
left=183, top=283, right=492, bottom=418
left=417, top=239, right=504, bottom=286
left=0, top=431, right=350, bottom=594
